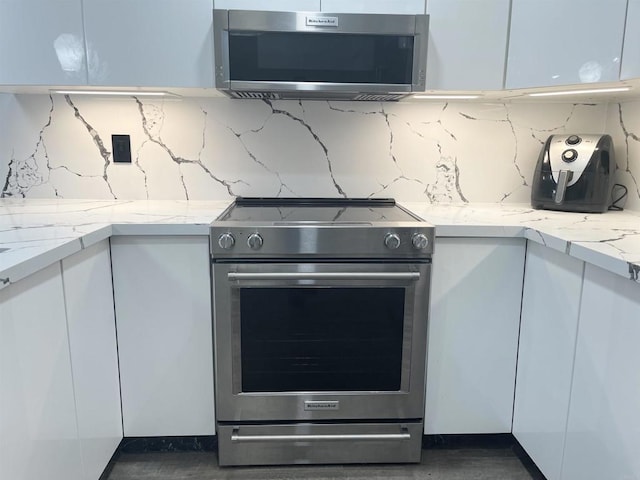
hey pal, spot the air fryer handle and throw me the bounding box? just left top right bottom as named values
left=554, top=170, right=573, bottom=205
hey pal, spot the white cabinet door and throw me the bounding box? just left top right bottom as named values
left=83, top=0, right=214, bottom=87
left=425, top=0, right=509, bottom=90
left=425, top=237, right=525, bottom=434
left=561, top=264, right=640, bottom=480
left=621, top=0, right=640, bottom=80
left=0, top=0, right=87, bottom=85
left=0, top=264, right=83, bottom=480
left=513, top=242, right=584, bottom=480
left=214, top=0, right=320, bottom=11
left=320, top=0, right=425, bottom=14
left=506, top=0, right=627, bottom=89
left=111, top=236, right=215, bottom=436
left=61, top=241, right=122, bottom=480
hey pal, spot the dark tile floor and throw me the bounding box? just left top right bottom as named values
left=105, top=448, right=545, bottom=480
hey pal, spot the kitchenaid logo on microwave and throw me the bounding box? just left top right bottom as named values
left=306, top=16, right=339, bottom=27
left=304, top=400, right=340, bottom=411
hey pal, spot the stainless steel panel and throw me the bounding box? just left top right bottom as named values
left=210, top=225, right=434, bottom=259
left=228, top=81, right=413, bottom=94
left=225, top=10, right=422, bottom=35
left=213, top=9, right=429, bottom=96
left=227, top=271, right=421, bottom=281
left=217, top=422, right=423, bottom=466
left=412, top=14, right=429, bottom=91
left=212, top=262, right=430, bottom=422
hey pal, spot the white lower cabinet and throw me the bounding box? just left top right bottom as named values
left=61, top=240, right=122, bottom=480
left=0, top=263, right=83, bottom=480
left=561, top=264, right=640, bottom=480
left=513, top=242, right=584, bottom=480
left=425, top=237, right=525, bottom=434
left=110, top=236, right=215, bottom=436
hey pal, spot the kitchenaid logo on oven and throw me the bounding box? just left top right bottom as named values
left=305, top=400, right=340, bottom=411
left=306, top=16, right=339, bottom=27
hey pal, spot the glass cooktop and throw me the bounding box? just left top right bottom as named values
left=218, top=197, right=421, bottom=223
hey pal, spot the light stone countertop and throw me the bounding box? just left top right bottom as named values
left=1, top=199, right=639, bottom=291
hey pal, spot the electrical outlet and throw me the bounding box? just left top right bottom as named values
left=112, top=134, right=132, bottom=163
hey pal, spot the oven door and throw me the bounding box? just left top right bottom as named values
left=212, top=261, right=430, bottom=422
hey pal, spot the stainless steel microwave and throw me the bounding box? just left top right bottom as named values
left=213, top=9, right=429, bottom=101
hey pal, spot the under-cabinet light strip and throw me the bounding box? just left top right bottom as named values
left=412, top=94, right=481, bottom=100
left=527, top=87, right=631, bottom=97
left=52, top=90, right=172, bottom=97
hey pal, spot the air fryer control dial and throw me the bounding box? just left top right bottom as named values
left=566, top=135, right=582, bottom=145
left=562, top=149, right=578, bottom=163
left=548, top=134, right=604, bottom=188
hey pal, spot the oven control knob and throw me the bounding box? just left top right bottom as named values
left=247, top=233, right=264, bottom=250
left=217, top=233, right=235, bottom=250
left=412, top=233, right=430, bottom=250
left=384, top=233, right=401, bottom=250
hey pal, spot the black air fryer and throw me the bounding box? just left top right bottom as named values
left=531, top=134, right=615, bottom=213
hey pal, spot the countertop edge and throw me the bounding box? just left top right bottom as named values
left=1, top=201, right=640, bottom=289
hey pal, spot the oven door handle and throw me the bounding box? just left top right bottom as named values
left=231, top=429, right=411, bottom=443
left=227, top=272, right=420, bottom=281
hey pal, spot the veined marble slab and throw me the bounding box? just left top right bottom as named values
left=0, top=199, right=229, bottom=290
left=0, top=94, right=620, bottom=205
left=405, top=202, right=640, bottom=283
left=1, top=199, right=640, bottom=291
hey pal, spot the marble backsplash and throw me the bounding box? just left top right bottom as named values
left=607, top=99, right=640, bottom=211
left=0, top=93, right=636, bottom=209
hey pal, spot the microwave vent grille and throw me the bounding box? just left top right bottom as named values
left=354, top=93, right=405, bottom=102
left=231, top=91, right=282, bottom=100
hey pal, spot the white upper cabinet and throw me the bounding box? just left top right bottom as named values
left=621, top=0, right=640, bottom=80
left=506, top=0, right=627, bottom=89
left=0, top=0, right=87, bottom=85
left=320, top=0, right=425, bottom=14
left=426, top=0, right=509, bottom=90
left=214, top=0, right=320, bottom=11
left=82, top=0, right=214, bottom=87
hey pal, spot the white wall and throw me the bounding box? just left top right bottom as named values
left=0, top=94, right=616, bottom=204
left=606, top=99, right=640, bottom=211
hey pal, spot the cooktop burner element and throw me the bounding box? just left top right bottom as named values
left=210, top=197, right=434, bottom=260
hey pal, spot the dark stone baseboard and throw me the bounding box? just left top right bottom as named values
left=119, top=436, right=218, bottom=453
left=422, top=433, right=516, bottom=449
left=423, top=434, right=546, bottom=480
left=105, top=434, right=546, bottom=479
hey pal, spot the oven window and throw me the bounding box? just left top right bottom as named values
left=229, top=32, right=414, bottom=84
left=240, top=287, right=405, bottom=392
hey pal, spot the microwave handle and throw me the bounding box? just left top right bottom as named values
left=227, top=272, right=420, bottom=282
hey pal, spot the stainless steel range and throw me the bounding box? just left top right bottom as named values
left=210, top=197, right=433, bottom=466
